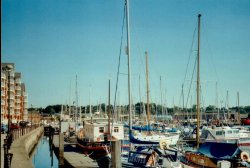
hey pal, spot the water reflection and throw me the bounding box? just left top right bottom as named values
left=32, top=136, right=58, bottom=168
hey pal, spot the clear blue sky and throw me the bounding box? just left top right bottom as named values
left=2, top=0, right=250, bottom=108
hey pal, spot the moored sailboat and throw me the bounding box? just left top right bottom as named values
left=128, top=52, right=180, bottom=146
left=180, top=14, right=250, bottom=168
left=76, top=80, right=124, bottom=160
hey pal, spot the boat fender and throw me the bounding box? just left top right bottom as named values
left=159, top=140, right=169, bottom=150
left=240, top=151, right=250, bottom=162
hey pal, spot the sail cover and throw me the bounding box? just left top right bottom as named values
left=198, top=142, right=240, bottom=160
left=124, top=124, right=155, bottom=131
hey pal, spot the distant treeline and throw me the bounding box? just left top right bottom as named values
left=28, top=103, right=250, bottom=116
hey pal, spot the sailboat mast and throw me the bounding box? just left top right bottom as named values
left=75, top=75, right=78, bottom=123
left=226, top=90, right=229, bottom=120
left=108, top=79, right=111, bottom=135
left=69, top=80, right=72, bottom=120
left=89, top=85, right=92, bottom=121
left=237, top=92, right=240, bottom=124
left=139, top=75, right=142, bottom=118
left=125, top=0, right=132, bottom=132
left=146, top=51, right=151, bottom=131
left=216, top=82, right=219, bottom=120
left=160, top=76, right=163, bottom=117
left=61, top=104, right=63, bottom=121
left=182, top=84, right=185, bottom=119
left=196, top=14, right=201, bottom=149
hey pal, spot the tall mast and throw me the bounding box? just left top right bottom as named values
left=79, top=106, right=82, bottom=122
left=89, top=85, right=92, bottom=121
left=146, top=51, right=151, bottom=132
left=165, top=88, right=168, bottom=116
left=237, top=92, right=240, bottom=124
left=139, top=75, right=142, bottom=118
left=196, top=14, right=201, bottom=149
left=60, top=104, right=63, bottom=121
left=226, top=90, right=229, bottom=121
left=190, top=95, right=193, bottom=119
left=160, top=76, right=163, bottom=117
left=216, top=82, right=219, bottom=120
left=69, top=80, right=72, bottom=120
left=108, top=79, right=111, bottom=135
left=182, top=84, right=185, bottom=119
left=125, top=0, right=132, bottom=132
left=75, top=75, right=78, bottom=123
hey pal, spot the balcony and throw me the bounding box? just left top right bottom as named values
left=1, top=72, right=6, bottom=78
left=9, top=95, right=15, bottom=100
left=15, top=107, right=20, bottom=111
left=1, top=91, right=5, bottom=96
left=9, top=71, right=14, bottom=77
left=1, top=82, right=5, bottom=87
left=15, top=86, right=21, bottom=91
left=1, top=100, right=5, bottom=105
left=15, top=99, right=21, bottom=103
left=15, top=93, right=21, bottom=97
left=9, top=78, right=14, bottom=84
left=15, top=78, right=21, bottom=84
left=9, top=99, right=14, bottom=103
left=9, top=103, right=15, bottom=108
left=9, top=92, right=14, bottom=97
left=15, top=94, right=21, bottom=97
left=15, top=104, right=21, bottom=109
left=10, top=109, right=14, bottom=114
left=9, top=86, right=15, bottom=92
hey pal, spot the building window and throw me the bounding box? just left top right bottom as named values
left=114, top=127, right=119, bottom=133
left=99, top=127, right=104, bottom=133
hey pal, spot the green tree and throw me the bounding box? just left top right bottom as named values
left=43, top=106, right=56, bottom=116
left=244, top=106, right=250, bottom=113
left=206, top=105, right=216, bottom=112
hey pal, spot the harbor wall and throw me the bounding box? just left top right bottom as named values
left=9, top=126, right=44, bottom=168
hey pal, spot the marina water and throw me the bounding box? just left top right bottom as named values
left=32, top=136, right=58, bottom=168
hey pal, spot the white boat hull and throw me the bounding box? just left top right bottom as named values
left=133, top=133, right=180, bottom=146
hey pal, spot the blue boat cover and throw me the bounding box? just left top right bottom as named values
left=198, top=142, right=241, bottom=160
left=124, top=124, right=155, bottom=131
left=129, top=131, right=159, bottom=145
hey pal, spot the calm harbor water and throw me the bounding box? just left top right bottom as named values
left=32, top=136, right=58, bottom=168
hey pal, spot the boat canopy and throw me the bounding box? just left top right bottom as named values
left=198, top=142, right=241, bottom=160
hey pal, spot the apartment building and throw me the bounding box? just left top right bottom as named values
left=1, top=63, right=28, bottom=124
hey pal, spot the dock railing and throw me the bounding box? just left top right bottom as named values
left=11, top=124, right=41, bottom=141
left=3, top=124, right=42, bottom=168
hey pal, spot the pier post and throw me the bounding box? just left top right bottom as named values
left=59, top=133, right=64, bottom=167
left=111, top=140, right=121, bottom=168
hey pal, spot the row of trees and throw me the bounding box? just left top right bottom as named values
left=29, top=103, right=250, bottom=116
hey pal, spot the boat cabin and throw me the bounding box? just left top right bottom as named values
left=206, top=126, right=246, bottom=140
left=83, top=118, right=124, bottom=142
